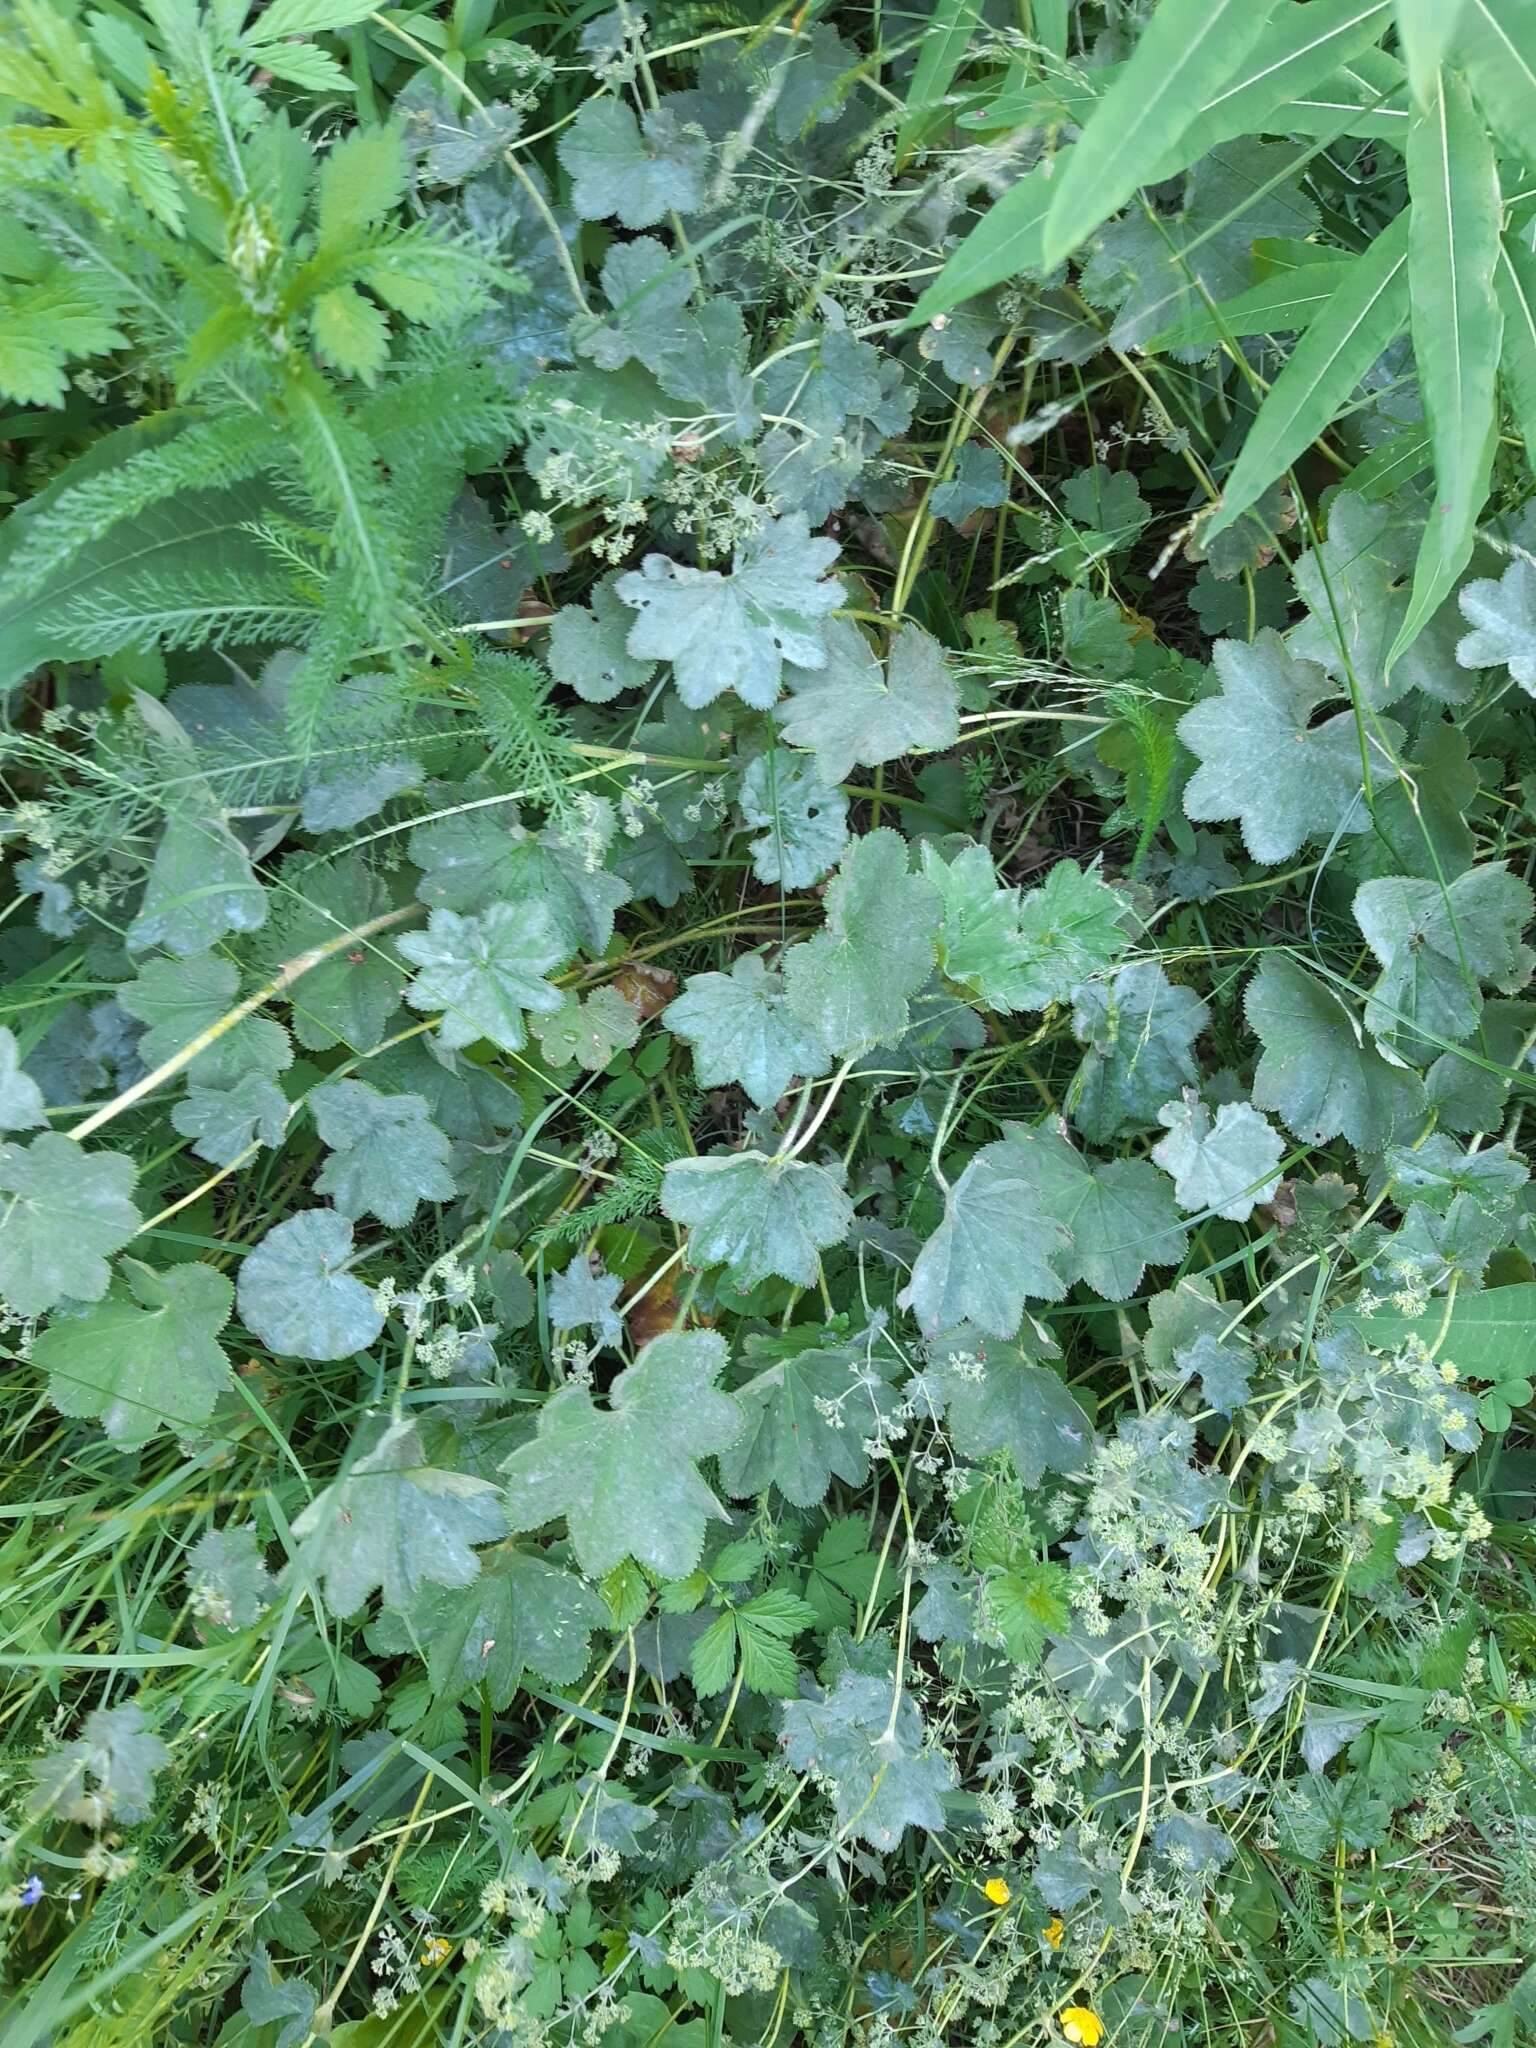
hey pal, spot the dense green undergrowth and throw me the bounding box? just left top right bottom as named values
left=2, top=1, right=1536, bottom=2044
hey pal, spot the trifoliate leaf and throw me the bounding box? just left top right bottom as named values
left=0, top=1026, right=46, bottom=1131
left=1068, top=961, right=1209, bottom=1142
left=739, top=749, right=848, bottom=887
left=0, top=1133, right=140, bottom=1317
left=925, top=1332, right=1093, bottom=1485
left=548, top=576, right=658, bottom=702
left=1290, top=491, right=1468, bottom=707
left=501, top=1329, right=744, bottom=1580
left=662, top=1151, right=854, bottom=1289
left=557, top=97, right=710, bottom=227
left=410, top=807, right=630, bottom=952
left=186, top=1525, right=276, bottom=1632
left=928, top=846, right=1127, bottom=1013
left=782, top=828, right=942, bottom=1056
left=693, top=1588, right=817, bottom=1698
left=118, top=952, right=291, bottom=1087
left=126, top=807, right=268, bottom=957
left=532, top=986, right=642, bottom=1071
left=1456, top=555, right=1536, bottom=693
left=292, top=1415, right=507, bottom=1617
left=615, top=514, right=842, bottom=710
left=1152, top=1093, right=1285, bottom=1221
left=779, top=1670, right=956, bottom=1850
left=718, top=1340, right=902, bottom=1507
left=999, top=1122, right=1189, bottom=1300
left=311, top=1080, right=455, bottom=1227
left=413, top=1546, right=611, bottom=1707
left=778, top=620, right=960, bottom=784
left=1178, top=633, right=1402, bottom=862
left=29, top=1702, right=168, bottom=1826
left=984, top=1560, right=1072, bottom=1662
left=1246, top=956, right=1425, bottom=1148
left=261, top=853, right=404, bottom=1055
left=237, top=1208, right=384, bottom=1361
left=665, top=955, right=831, bottom=1112
left=1355, top=865, right=1534, bottom=1060
left=171, top=1074, right=290, bottom=1166
left=931, top=445, right=1007, bottom=523
left=36, top=1259, right=234, bottom=1446
left=398, top=901, right=568, bottom=1051
left=548, top=1257, right=624, bottom=1345
left=899, top=1136, right=1072, bottom=1339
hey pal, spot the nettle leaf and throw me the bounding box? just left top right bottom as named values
left=662, top=1151, right=854, bottom=1289
left=398, top=902, right=568, bottom=1051
left=1152, top=1093, right=1285, bottom=1221
left=0, top=1133, right=140, bottom=1317
left=782, top=828, right=942, bottom=1055
left=1068, top=960, right=1209, bottom=1142
left=779, top=1670, right=956, bottom=1850
left=171, top=1074, right=290, bottom=1166
left=501, top=1329, right=744, bottom=1580
left=548, top=576, right=658, bottom=703
left=778, top=619, right=960, bottom=784
left=237, top=1208, right=384, bottom=1360
left=665, top=954, right=832, bottom=1111
left=1178, top=633, right=1403, bottom=862
left=414, top=1546, right=610, bottom=1707
left=0, top=1026, right=47, bottom=1131
left=311, top=1080, right=455, bottom=1226
left=1355, top=865, right=1534, bottom=1059
left=532, top=986, right=641, bottom=1071
left=119, top=953, right=291, bottom=1088
left=292, top=1416, right=507, bottom=1617
left=928, top=846, right=1127, bottom=1012
left=984, top=1560, right=1073, bottom=1662
left=615, top=514, right=842, bottom=710
left=29, top=1702, right=168, bottom=1827
left=899, top=1138, right=1072, bottom=1339
left=1456, top=555, right=1536, bottom=693
left=718, top=1340, right=902, bottom=1507
left=739, top=749, right=848, bottom=887
left=548, top=1258, right=624, bottom=1346
left=927, top=1332, right=1094, bottom=1486
left=37, top=1259, right=234, bottom=1446
left=1246, top=956, right=1425, bottom=1148
left=126, top=807, right=268, bottom=957
left=557, top=97, right=710, bottom=227
left=264, top=854, right=405, bottom=1055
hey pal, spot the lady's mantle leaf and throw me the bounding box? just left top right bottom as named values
left=502, top=1329, right=743, bottom=1580
left=1178, top=633, right=1403, bottom=863
left=0, top=1026, right=46, bottom=1132
left=126, top=806, right=268, bottom=957
left=533, top=987, right=642, bottom=1072
left=557, top=98, right=710, bottom=228
left=717, top=1339, right=903, bottom=1508
left=738, top=749, right=848, bottom=887
left=186, top=1524, right=276, bottom=1632
left=548, top=576, right=658, bottom=702
left=311, top=1079, right=455, bottom=1226
left=929, top=846, right=1127, bottom=1012
left=665, top=954, right=831, bottom=1111
left=926, top=1333, right=1094, bottom=1487
left=779, top=1670, right=956, bottom=1850
left=28, top=1702, right=168, bottom=1826
left=36, top=1259, right=234, bottom=1446
left=547, top=1257, right=624, bottom=1345
left=1456, top=555, right=1536, bottom=693
left=292, top=1415, right=507, bottom=1617
left=1246, top=956, right=1425, bottom=1148
left=1152, top=1094, right=1285, bottom=1221
left=171, top=1074, right=290, bottom=1166
left=398, top=901, right=568, bottom=1051
left=119, top=951, right=291, bottom=1087
left=782, top=828, right=942, bottom=1055
left=778, top=619, right=960, bottom=784
left=0, top=1133, right=140, bottom=1317
left=899, top=1138, right=1072, bottom=1339
left=1355, top=864, right=1534, bottom=1059
left=413, top=1547, right=611, bottom=1707
left=615, top=514, right=842, bottom=710
left=237, top=1208, right=384, bottom=1360
left=662, top=1151, right=854, bottom=1289
left=1068, top=961, right=1208, bottom=1143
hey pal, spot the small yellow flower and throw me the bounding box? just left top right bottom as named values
left=1059, top=2006, right=1105, bottom=2046
left=1043, top=1916, right=1065, bottom=1949
left=983, top=1876, right=1011, bottom=1906
left=419, top=1935, right=452, bottom=1968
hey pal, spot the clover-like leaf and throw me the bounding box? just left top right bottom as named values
left=1068, top=960, right=1208, bottom=1142
left=548, top=576, right=658, bottom=702
left=739, top=749, right=848, bottom=887
left=0, top=1026, right=46, bottom=1132
left=36, top=1259, right=234, bottom=1446
left=501, top=1329, right=743, bottom=1580
left=1178, top=633, right=1402, bottom=862
left=718, top=1338, right=902, bottom=1507
left=0, top=1132, right=140, bottom=1317
left=924, top=1330, right=1095, bottom=1486
left=126, top=806, right=268, bottom=958
left=782, top=828, right=941, bottom=1056
left=237, top=1208, right=384, bottom=1360
left=1246, top=956, right=1425, bottom=1148
left=1152, top=1093, right=1285, bottom=1221
left=662, top=1150, right=854, bottom=1288
left=665, top=954, right=831, bottom=1111
left=292, top=1415, right=507, bottom=1617
left=779, top=1671, right=956, bottom=1850
left=311, top=1079, right=455, bottom=1226
left=532, top=986, right=642, bottom=1071
left=899, top=1137, right=1072, bottom=1339
left=615, top=514, right=842, bottom=710
left=1355, top=865, right=1534, bottom=1060
left=778, top=620, right=960, bottom=784
left=557, top=97, right=710, bottom=228
left=412, top=1546, right=611, bottom=1707
left=398, top=901, right=568, bottom=1051
left=1456, top=554, right=1536, bottom=693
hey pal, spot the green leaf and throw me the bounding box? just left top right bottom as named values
left=778, top=620, right=961, bottom=786
left=317, top=123, right=406, bottom=249
left=1001, top=1122, right=1190, bottom=1300
left=1246, top=955, right=1425, bottom=1146
left=119, top=952, right=290, bottom=1086
left=927, top=1332, right=1094, bottom=1485
left=1152, top=1094, right=1285, bottom=1221
left=311, top=1080, right=455, bottom=1227
left=0, top=1132, right=140, bottom=1317
left=1392, top=68, right=1502, bottom=665
left=896, top=0, right=984, bottom=158
left=692, top=1588, right=817, bottom=1698
left=410, top=808, right=630, bottom=952
left=1040, top=0, right=1272, bottom=272
left=984, top=1560, right=1072, bottom=1662
left=909, top=161, right=1053, bottom=328
left=263, top=854, right=404, bottom=1055
left=1395, top=0, right=1466, bottom=103
left=1178, top=632, right=1402, bottom=863
left=532, top=986, right=642, bottom=1072
left=0, top=1026, right=46, bottom=1132
left=398, top=901, right=569, bottom=1052
left=292, top=1415, right=507, bottom=1617
left=241, top=1949, right=317, bottom=2048
left=557, top=98, right=710, bottom=227
left=615, top=514, right=843, bottom=711
left=312, top=285, right=390, bottom=384
left=780, top=1670, right=956, bottom=1850
left=126, top=807, right=268, bottom=958
left=1207, top=208, right=1410, bottom=539
left=0, top=268, right=126, bottom=408
left=718, top=1340, right=902, bottom=1507
left=500, top=1329, right=744, bottom=1580
left=1068, top=961, right=1209, bottom=1143
left=413, top=1546, right=610, bottom=1707
left=37, top=1260, right=234, bottom=1447
left=664, top=955, right=832, bottom=1112
left=661, top=1151, right=854, bottom=1289
left=899, top=1135, right=1072, bottom=1338
left=548, top=577, right=658, bottom=703
left=186, top=1525, right=276, bottom=1633
left=1342, top=1280, right=1536, bottom=1378
left=1456, top=555, right=1536, bottom=693
left=739, top=749, right=848, bottom=888
left=928, top=846, right=1127, bottom=1012
left=1146, top=259, right=1356, bottom=355
left=237, top=1208, right=384, bottom=1361
left=547, top=1258, right=624, bottom=1345
left=782, top=828, right=941, bottom=1056
left=29, top=1702, right=168, bottom=1827
left=1460, top=0, right=1536, bottom=155
left=1355, top=864, right=1534, bottom=1059
left=171, top=1074, right=290, bottom=1166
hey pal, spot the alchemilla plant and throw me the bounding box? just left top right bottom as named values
left=2, top=0, right=1535, bottom=2044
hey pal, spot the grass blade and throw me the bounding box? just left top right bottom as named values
left=1146, top=259, right=1356, bottom=354
left=1460, top=0, right=1536, bottom=155
left=895, top=0, right=985, bottom=163
left=907, top=158, right=1052, bottom=326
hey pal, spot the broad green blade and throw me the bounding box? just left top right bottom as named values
left=1146, top=259, right=1355, bottom=354
left=1496, top=236, right=1536, bottom=468
left=1390, top=68, right=1502, bottom=666
left=907, top=158, right=1052, bottom=327
left=1460, top=0, right=1536, bottom=157
left=1041, top=0, right=1273, bottom=272
left=1343, top=1281, right=1536, bottom=1376
left=1207, top=208, right=1410, bottom=538
left=1394, top=0, right=1468, bottom=104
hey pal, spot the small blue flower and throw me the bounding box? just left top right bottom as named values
left=19, top=1875, right=44, bottom=1907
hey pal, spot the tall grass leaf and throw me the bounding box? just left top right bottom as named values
left=1206, top=208, right=1409, bottom=539
left=1394, top=0, right=1468, bottom=104
left=1146, top=259, right=1356, bottom=354
left=1495, top=237, right=1536, bottom=467
left=1390, top=68, right=1502, bottom=665
left=1460, top=0, right=1536, bottom=157
left=907, top=159, right=1052, bottom=327
left=895, top=0, right=984, bottom=162
left=1039, top=0, right=1274, bottom=273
